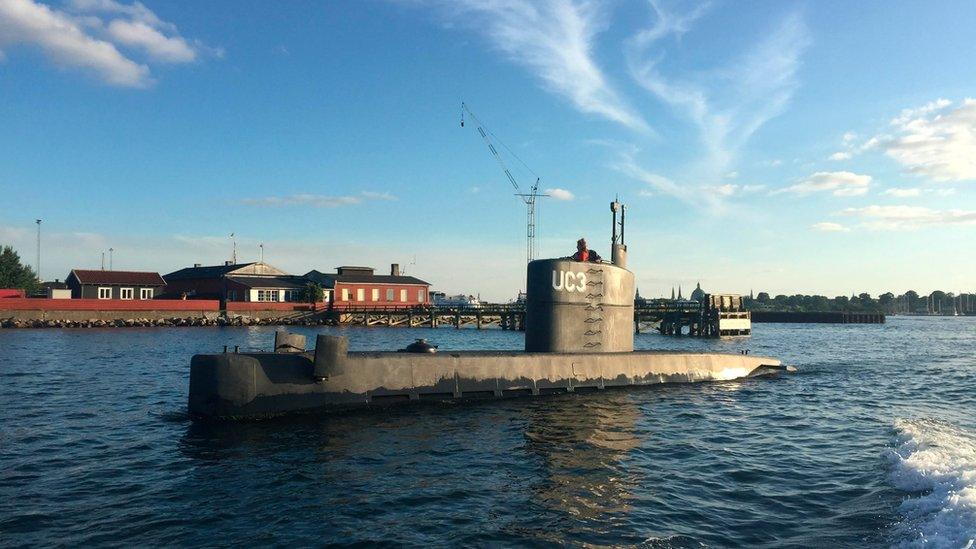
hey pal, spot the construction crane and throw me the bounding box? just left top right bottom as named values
left=461, top=102, right=547, bottom=264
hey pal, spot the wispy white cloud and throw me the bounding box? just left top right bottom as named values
left=104, top=19, right=195, bottom=63
left=360, top=191, right=397, bottom=201
left=811, top=221, right=849, bottom=232
left=241, top=191, right=398, bottom=208
left=891, top=98, right=952, bottom=126
left=625, top=2, right=810, bottom=176
left=882, top=187, right=957, bottom=198
left=882, top=187, right=922, bottom=198
left=420, top=0, right=648, bottom=131
left=612, top=148, right=703, bottom=205
left=838, top=99, right=975, bottom=182
left=880, top=98, right=976, bottom=182
left=841, top=205, right=976, bottom=230
left=68, top=0, right=175, bottom=31
left=0, top=0, right=150, bottom=86
left=544, top=187, right=575, bottom=201
left=774, top=171, right=872, bottom=197
left=704, top=183, right=765, bottom=197
left=828, top=151, right=852, bottom=161
left=0, top=0, right=214, bottom=86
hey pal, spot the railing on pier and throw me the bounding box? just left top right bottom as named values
left=330, top=305, right=526, bottom=330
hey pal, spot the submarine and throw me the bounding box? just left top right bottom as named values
left=188, top=200, right=791, bottom=420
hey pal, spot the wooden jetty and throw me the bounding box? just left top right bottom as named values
left=330, top=305, right=526, bottom=330
left=330, top=302, right=710, bottom=333
left=654, top=294, right=752, bottom=337
left=751, top=311, right=885, bottom=324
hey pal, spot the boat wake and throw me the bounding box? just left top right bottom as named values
left=886, top=418, right=976, bottom=548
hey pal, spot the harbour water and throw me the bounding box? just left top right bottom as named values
left=1, top=317, right=974, bottom=547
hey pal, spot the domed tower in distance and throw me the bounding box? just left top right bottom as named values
left=691, top=282, right=705, bottom=303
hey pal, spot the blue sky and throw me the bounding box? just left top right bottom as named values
left=1, top=0, right=974, bottom=300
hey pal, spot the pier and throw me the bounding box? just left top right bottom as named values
left=331, top=301, right=711, bottom=332
left=654, top=294, right=752, bottom=337
left=751, top=311, right=885, bottom=324
left=330, top=305, right=526, bottom=330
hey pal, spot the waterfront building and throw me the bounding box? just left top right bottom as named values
left=163, top=262, right=311, bottom=303
left=65, top=269, right=166, bottom=300
left=304, top=264, right=430, bottom=309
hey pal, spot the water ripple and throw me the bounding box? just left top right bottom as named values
left=1, top=317, right=974, bottom=546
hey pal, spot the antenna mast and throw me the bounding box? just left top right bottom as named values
left=461, top=102, right=548, bottom=263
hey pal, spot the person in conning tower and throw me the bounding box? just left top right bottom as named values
left=571, top=238, right=603, bottom=262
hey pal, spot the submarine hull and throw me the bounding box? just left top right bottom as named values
left=189, top=349, right=782, bottom=419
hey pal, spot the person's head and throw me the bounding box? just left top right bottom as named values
left=577, top=238, right=587, bottom=252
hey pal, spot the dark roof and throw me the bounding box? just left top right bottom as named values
left=164, top=262, right=256, bottom=281
left=305, top=270, right=429, bottom=286
left=70, top=269, right=166, bottom=286
left=226, top=275, right=308, bottom=290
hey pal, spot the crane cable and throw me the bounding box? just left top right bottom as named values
left=460, top=102, right=542, bottom=196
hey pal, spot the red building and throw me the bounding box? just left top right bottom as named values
left=65, top=269, right=166, bottom=299
left=304, top=264, right=430, bottom=309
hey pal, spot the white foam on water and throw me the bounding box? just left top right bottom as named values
left=886, top=418, right=976, bottom=548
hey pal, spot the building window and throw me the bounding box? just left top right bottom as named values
left=227, top=290, right=237, bottom=301
left=400, top=289, right=407, bottom=302
left=98, top=287, right=112, bottom=299
left=371, top=288, right=379, bottom=302
left=285, top=290, right=303, bottom=302
left=356, top=288, right=365, bottom=302
left=386, top=289, right=394, bottom=301
left=341, top=289, right=349, bottom=301
left=257, top=289, right=280, bottom=302
left=418, top=289, right=425, bottom=303
left=139, top=288, right=153, bottom=300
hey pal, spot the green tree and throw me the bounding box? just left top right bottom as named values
left=0, top=245, right=39, bottom=294
left=879, top=292, right=895, bottom=310
left=857, top=292, right=878, bottom=311
left=301, top=282, right=324, bottom=304
left=904, top=290, right=919, bottom=313
left=756, top=292, right=770, bottom=303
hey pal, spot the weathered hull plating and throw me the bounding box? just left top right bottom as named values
left=188, top=349, right=783, bottom=419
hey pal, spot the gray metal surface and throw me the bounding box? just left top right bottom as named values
left=188, top=336, right=783, bottom=419
left=524, top=259, right=635, bottom=353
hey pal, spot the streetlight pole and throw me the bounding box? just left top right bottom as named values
left=109, top=248, right=114, bottom=270
left=35, top=219, right=41, bottom=282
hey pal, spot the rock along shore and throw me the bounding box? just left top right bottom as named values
left=0, top=315, right=337, bottom=330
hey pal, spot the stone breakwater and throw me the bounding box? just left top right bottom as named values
left=0, top=315, right=335, bottom=329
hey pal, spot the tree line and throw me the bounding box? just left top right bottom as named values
left=747, top=290, right=975, bottom=315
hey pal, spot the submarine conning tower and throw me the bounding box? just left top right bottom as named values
left=525, top=200, right=634, bottom=353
